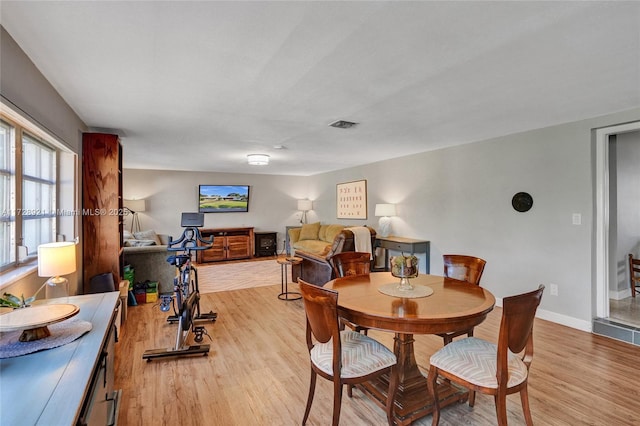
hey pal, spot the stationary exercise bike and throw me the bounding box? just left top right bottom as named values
left=143, top=213, right=217, bottom=361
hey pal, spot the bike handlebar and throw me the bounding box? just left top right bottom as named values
left=167, top=226, right=214, bottom=252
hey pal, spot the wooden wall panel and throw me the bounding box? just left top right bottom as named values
left=82, top=133, right=122, bottom=292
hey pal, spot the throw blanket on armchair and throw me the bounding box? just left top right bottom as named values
left=348, top=226, right=373, bottom=259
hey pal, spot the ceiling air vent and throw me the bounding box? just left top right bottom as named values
left=329, top=120, right=358, bottom=129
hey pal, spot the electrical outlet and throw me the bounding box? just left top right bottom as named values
left=550, top=283, right=558, bottom=296
left=572, top=213, right=582, bottom=225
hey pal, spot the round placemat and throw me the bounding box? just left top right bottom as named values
left=0, top=317, right=92, bottom=358
left=378, top=282, right=434, bottom=298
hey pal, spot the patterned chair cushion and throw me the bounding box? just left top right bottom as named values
left=430, top=337, right=528, bottom=388
left=310, top=330, right=396, bottom=379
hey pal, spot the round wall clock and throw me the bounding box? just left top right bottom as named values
left=512, top=192, right=533, bottom=212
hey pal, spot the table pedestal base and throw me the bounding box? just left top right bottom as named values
left=358, top=332, right=468, bottom=425
left=19, top=325, right=51, bottom=342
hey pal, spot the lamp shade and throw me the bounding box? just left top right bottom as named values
left=247, top=154, right=270, bottom=165
left=374, top=203, right=396, bottom=217
left=124, top=198, right=146, bottom=212
left=38, top=242, right=76, bottom=277
left=297, top=199, right=313, bottom=211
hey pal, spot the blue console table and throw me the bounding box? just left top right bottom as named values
left=0, top=292, right=120, bottom=425
left=374, top=236, right=431, bottom=274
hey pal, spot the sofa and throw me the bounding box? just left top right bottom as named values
left=123, top=230, right=175, bottom=294
left=288, top=223, right=376, bottom=286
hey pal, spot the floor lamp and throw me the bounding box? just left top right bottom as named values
left=124, top=199, right=146, bottom=233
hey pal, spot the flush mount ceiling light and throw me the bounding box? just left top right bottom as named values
left=247, top=154, right=270, bottom=165
left=329, top=120, right=358, bottom=129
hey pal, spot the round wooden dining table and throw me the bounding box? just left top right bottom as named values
left=325, top=272, right=495, bottom=425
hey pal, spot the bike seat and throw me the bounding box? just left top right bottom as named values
left=166, top=254, right=190, bottom=267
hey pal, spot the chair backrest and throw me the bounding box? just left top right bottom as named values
left=331, top=252, right=371, bottom=278
left=496, top=285, right=544, bottom=385
left=89, top=272, right=116, bottom=293
left=298, top=279, right=341, bottom=345
left=443, top=254, right=486, bottom=285
left=629, top=254, right=640, bottom=284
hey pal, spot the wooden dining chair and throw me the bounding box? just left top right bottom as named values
left=629, top=254, right=640, bottom=298
left=331, top=251, right=372, bottom=278
left=428, top=285, right=544, bottom=426
left=443, top=254, right=486, bottom=285
left=298, top=280, right=398, bottom=426
left=438, top=254, right=487, bottom=345
left=331, top=251, right=372, bottom=335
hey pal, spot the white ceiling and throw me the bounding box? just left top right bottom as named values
left=1, top=1, right=638, bottom=175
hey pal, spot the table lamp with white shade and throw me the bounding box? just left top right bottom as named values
left=0, top=241, right=79, bottom=341
left=297, top=199, right=313, bottom=224
left=375, top=203, right=396, bottom=237
left=38, top=241, right=77, bottom=299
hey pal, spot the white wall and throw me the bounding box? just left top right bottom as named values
left=1, top=26, right=86, bottom=296
left=305, top=109, right=640, bottom=329
left=615, top=130, right=640, bottom=294
left=3, top=22, right=639, bottom=331
left=122, top=169, right=312, bottom=253
left=0, top=27, right=84, bottom=153
left=125, top=108, right=640, bottom=331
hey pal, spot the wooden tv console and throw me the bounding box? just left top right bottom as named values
left=197, top=227, right=254, bottom=263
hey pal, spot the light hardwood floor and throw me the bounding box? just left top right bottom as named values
left=115, top=283, right=640, bottom=425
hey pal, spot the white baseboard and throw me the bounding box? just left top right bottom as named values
left=535, top=308, right=592, bottom=332
left=494, top=298, right=592, bottom=333
left=609, top=288, right=632, bottom=300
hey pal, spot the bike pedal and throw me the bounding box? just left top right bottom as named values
left=199, top=327, right=213, bottom=341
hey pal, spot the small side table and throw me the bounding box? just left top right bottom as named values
left=277, top=256, right=302, bottom=301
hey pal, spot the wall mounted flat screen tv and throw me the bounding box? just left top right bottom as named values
left=198, top=185, right=250, bottom=213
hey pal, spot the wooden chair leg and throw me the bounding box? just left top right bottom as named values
left=428, top=365, right=440, bottom=426
left=468, top=389, right=476, bottom=407
left=332, top=379, right=343, bottom=426
left=520, top=385, right=534, bottom=426
left=302, top=370, right=316, bottom=425
left=494, top=391, right=508, bottom=426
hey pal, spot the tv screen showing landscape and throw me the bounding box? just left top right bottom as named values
left=199, top=185, right=250, bottom=213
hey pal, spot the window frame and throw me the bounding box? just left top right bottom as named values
left=0, top=120, right=16, bottom=269
left=21, top=132, right=57, bottom=256
left=0, top=107, right=74, bottom=276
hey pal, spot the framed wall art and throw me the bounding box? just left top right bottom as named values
left=337, top=179, right=367, bottom=219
